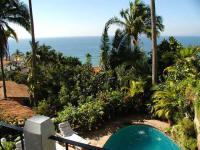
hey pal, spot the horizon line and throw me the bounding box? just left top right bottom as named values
left=9, top=35, right=200, bottom=40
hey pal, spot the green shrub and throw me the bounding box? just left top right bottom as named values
left=101, top=90, right=127, bottom=118
left=55, top=90, right=140, bottom=131
left=34, top=100, right=54, bottom=116
left=0, top=141, right=15, bottom=150
left=171, top=118, right=197, bottom=150
left=7, top=71, right=28, bottom=85
left=77, top=100, right=104, bottom=130
left=55, top=100, right=104, bottom=130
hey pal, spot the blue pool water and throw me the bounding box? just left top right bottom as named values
left=103, top=125, right=181, bottom=150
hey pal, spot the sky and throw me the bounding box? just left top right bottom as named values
left=11, top=0, right=200, bottom=38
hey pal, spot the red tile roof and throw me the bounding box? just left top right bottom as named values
left=0, top=81, right=30, bottom=99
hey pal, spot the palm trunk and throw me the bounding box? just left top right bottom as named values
left=128, top=36, right=131, bottom=51
left=194, top=104, right=200, bottom=150
left=151, top=0, right=157, bottom=85
left=167, top=118, right=173, bottom=127
left=29, top=0, right=37, bottom=106
left=0, top=56, right=7, bottom=99
left=132, top=35, right=138, bottom=51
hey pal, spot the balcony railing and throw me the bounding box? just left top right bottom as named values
left=49, top=135, right=108, bottom=150
left=0, top=120, right=108, bottom=150
left=0, top=121, right=24, bottom=150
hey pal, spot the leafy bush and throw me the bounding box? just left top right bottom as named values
left=55, top=100, right=104, bottom=130
left=0, top=141, right=15, bottom=150
left=59, top=64, right=94, bottom=107
left=171, top=118, right=197, bottom=150
left=149, top=36, right=183, bottom=80
left=34, top=100, right=54, bottom=117
left=55, top=90, right=142, bottom=131
left=7, top=71, right=28, bottom=84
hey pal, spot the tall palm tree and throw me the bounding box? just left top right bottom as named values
left=106, top=0, right=164, bottom=51
left=151, top=0, right=157, bottom=84
left=0, top=0, right=30, bottom=99
left=0, top=27, right=8, bottom=99
left=28, top=0, right=37, bottom=106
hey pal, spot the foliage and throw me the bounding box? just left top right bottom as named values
left=59, top=64, right=94, bottom=107
left=12, top=49, right=25, bottom=60
left=7, top=71, right=28, bottom=84
left=171, top=118, right=197, bottom=150
left=0, top=0, right=30, bottom=33
left=122, top=77, right=146, bottom=97
left=152, top=81, right=182, bottom=123
left=34, top=100, right=54, bottom=117
left=108, top=29, right=131, bottom=69
left=106, top=0, right=164, bottom=51
left=0, top=141, right=15, bottom=150
left=0, top=0, right=30, bottom=99
left=153, top=47, right=200, bottom=121
left=152, top=46, right=200, bottom=149
left=2, top=2, right=200, bottom=149
left=55, top=90, right=139, bottom=130
left=26, top=44, right=82, bottom=110
left=100, top=26, right=110, bottom=70
left=55, top=100, right=104, bottom=130
left=151, top=36, right=183, bottom=80
left=0, top=109, right=27, bottom=148
left=86, top=53, right=92, bottom=66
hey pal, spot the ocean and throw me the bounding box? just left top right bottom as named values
left=8, top=36, right=200, bottom=66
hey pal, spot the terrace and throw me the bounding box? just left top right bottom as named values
left=0, top=114, right=170, bottom=150
left=0, top=116, right=107, bottom=150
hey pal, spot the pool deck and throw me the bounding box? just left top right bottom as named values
left=77, top=114, right=170, bottom=149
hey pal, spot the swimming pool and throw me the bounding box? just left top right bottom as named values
left=103, top=125, right=181, bottom=150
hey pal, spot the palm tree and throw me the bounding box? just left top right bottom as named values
left=0, top=27, right=8, bottom=99
left=151, top=0, right=157, bottom=84
left=28, top=0, right=38, bottom=106
left=0, top=0, right=30, bottom=99
left=106, top=0, right=164, bottom=51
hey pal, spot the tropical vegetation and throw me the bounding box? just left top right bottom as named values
left=0, top=0, right=200, bottom=150
left=0, top=0, right=30, bottom=99
left=105, top=0, right=164, bottom=51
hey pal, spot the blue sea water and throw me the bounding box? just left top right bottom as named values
left=103, top=125, right=181, bottom=150
left=8, top=36, right=200, bottom=66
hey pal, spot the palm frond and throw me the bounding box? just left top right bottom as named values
left=0, top=25, right=8, bottom=57
left=106, top=17, right=126, bottom=29
left=4, top=23, right=18, bottom=41
left=0, top=0, right=30, bottom=32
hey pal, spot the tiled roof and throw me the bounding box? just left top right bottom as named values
left=92, top=66, right=100, bottom=74
left=0, top=81, right=30, bottom=99
left=0, top=100, right=34, bottom=122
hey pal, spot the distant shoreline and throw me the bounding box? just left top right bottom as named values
left=8, top=36, right=200, bottom=66
left=8, top=35, right=200, bottom=41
